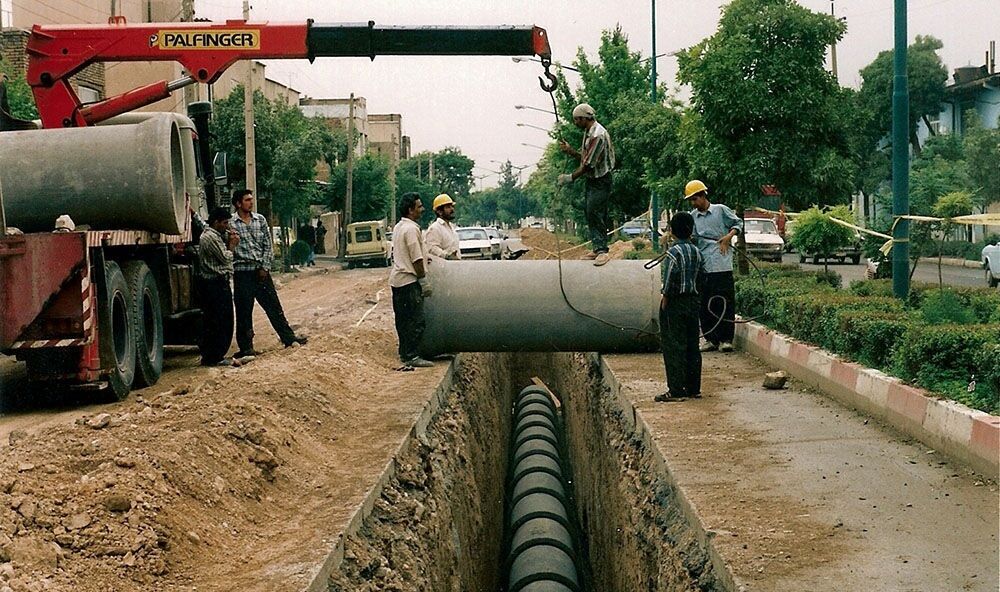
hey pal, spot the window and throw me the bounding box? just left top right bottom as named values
left=77, top=86, right=101, bottom=104
left=0, top=0, right=12, bottom=28
left=354, top=229, right=373, bottom=242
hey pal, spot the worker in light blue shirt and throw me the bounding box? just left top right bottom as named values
left=686, top=180, right=743, bottom=352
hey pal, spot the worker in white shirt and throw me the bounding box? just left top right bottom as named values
left=424, top=193, right=461, bottom=260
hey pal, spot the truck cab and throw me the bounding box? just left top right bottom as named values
left=345, top=220, right=390, bottom=268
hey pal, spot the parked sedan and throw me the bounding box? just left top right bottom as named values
left=621, top=219, right=651, bottom=239
left=983, top=240, right=1000, bottom=288
left=457, top=227, right=494, bottom=260
left=484, top=227, right=504, bottom=259
left=735, top=218, right=785, bottom=262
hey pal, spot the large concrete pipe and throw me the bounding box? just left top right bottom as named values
left=420, top=260, right=660, bottom=356
left=0, top=114, right=188, bottom=234
left=101, top=112, right=202, bottom=217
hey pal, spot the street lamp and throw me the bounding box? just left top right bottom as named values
left=516, top=122, right=552, bottom=133
left=515, top=104, right=557, bottom=116
left=521, top=142, right=547, bottom=150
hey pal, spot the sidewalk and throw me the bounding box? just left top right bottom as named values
left=605, top=351, right=999, bottom=592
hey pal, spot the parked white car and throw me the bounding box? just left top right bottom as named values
left=983, top=240, right=1000, bottom=288
left=484, top=226, right=504, bottom=259
left=735, top=218, right=785, bottom=262
left=457, top=227, right=494, bottom=260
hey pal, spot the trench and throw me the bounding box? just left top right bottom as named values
left=327, top=352, right=726, bottom=592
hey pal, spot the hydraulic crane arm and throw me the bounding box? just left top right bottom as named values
left=26, top=19, right=553, bottom=128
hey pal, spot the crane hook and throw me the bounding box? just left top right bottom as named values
left=538, top=59, right=558, bottom=93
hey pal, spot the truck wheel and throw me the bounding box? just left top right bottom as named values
left=988, top=269, right=999, bottom=288
left=98, top=261, right=136, bottom=401
left=851, top=255, right=861, bottom=265
left=123, top=261, right=163, bottom=388
left=798, top=254, right=806, bottom=264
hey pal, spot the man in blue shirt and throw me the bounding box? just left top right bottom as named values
left=655, top=212, right=705, bottom=401
left=686, top=180, right=743, bottom=352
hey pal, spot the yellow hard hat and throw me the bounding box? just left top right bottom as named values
left=684, top=180, right=708, bottom=199
left=432, top=194, right=455, bottom=210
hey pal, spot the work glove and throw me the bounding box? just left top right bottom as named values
left=418, top=277, right=432, bottom=298
left=556, top=174, right=573, bottom=186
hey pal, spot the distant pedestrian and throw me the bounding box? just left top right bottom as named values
left=298, top=222, right=317, bottom=266
left=197, top=207, right=241, bottom=367
left=315, top=220, right=327, bottom=255
left=557, top=102, right=616, bottom=266
left=389, top=192, right=434, bottom=368
left=230, top=189, right=308, bottom=357
left=686, top=180, right=743, bottom=353
left=655, top=212, right=705, bottom=401
left=424, top=193, right=461, bottom=260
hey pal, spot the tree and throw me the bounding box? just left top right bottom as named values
left=535, top=26, right=687, bottom=235
left=327, top=154, right=392, bottom=223
left=399, top=148, right=474, bottom=200
left=932, top=191, right=974, bottom=287
left=677, top=0, right=855, bottom=211
left=790, top=206, right=854, bottom=273
left=858, top=35, right=948, bottom=156
left=0, top=61, right=38, bottom=120
left=963, top=114, right=1000, bottom=214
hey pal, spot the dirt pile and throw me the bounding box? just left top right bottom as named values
left=0, top=268, right=443, bottom=592
left=518, top=228, right=637, bottom=261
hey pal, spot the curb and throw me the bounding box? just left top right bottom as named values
left=735, top=322, right=999, bottom=479
left=302, top=358, right=457, bottom=591
left=592, top=353, right=742, bottom=592
left=918, top=256, right=985, bottom=270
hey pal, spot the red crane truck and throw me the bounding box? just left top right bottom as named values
left=0, top=18, right=553, bottom=401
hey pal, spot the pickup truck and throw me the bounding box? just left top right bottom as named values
left=983, top=240, right=1000, bottom=288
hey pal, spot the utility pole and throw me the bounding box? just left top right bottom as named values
left=181, top=0, right=196, bottom=106
left=650, top=0, right=660, bottom=251
left=345, top=94, right=355, bottom=225
left=429, top=154, right=435, bottom=183
left=892, top=0, right=910, bottom=299
left=830, top=1, right=840, bottom=81
left=242, top=0, right=257, bottom=208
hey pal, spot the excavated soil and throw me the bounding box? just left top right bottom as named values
left=518, top=228, right=635, bottom=261
left=0, top=267, right=447, bottom=592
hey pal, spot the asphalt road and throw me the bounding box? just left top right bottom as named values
left=780, top=252, right=989, bottom=288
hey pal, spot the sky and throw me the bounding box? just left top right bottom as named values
left=194, top=0, right=999, bottom=189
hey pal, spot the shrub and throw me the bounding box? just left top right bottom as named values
left=776, top=294, right=904, bottom=350
left=972, top=343, right=1000, bottom=414
left=631, top=238, right=650, bottom=251
left=289, top=239, right=312, bottom=265
left=835, top=311, right=917, bottom=370
left=920, top=290, right=975, bottom=325
left=893, top=324, right=1000, bottom=413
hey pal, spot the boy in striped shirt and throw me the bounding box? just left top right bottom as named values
left=656, top=212, right=705, bottom=401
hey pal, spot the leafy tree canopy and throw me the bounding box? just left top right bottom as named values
left=677, top=0, right=854, bottom=211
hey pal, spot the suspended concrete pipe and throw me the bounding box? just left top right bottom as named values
left=420, top=260, right=661, bottom=356
left=506, top=385, right=582, bottom=592
left=0, top=114, right=188, bottom=235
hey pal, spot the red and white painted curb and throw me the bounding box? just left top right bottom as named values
left=736, top=322, right=999, bottom=478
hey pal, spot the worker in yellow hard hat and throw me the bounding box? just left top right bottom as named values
left=424, top=193, right=461, bottom=260
left=685, top=180, right=743, bottom=353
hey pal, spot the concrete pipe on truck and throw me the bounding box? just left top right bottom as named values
left=0, top=114, right=188, bottom=235
left=419, top=260, right=661, bottom=356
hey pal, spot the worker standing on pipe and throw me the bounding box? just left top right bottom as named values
left=389, top=193, right=435, bottom=369
left=655, top=212, right=705, bottom=401
left=197, top=207, right=242, bottom=367
left=230, top=189, right=308, bottom=358
left=424, top=193, right=461, bottom=260
left=685, top=180, right=742, bottom=353
left=557, top=103, right=616, bottom=267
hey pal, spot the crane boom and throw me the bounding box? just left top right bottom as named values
left=26, top=19, right=553, bottom=128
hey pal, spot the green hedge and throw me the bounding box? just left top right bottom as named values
left=834, top=311, right=917, bottom=371
left=739, top=269, right=1000, bottom=414
left=893, top=324, right=1000, bottom=414
left=848, top=280, right=1000, bottom=323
